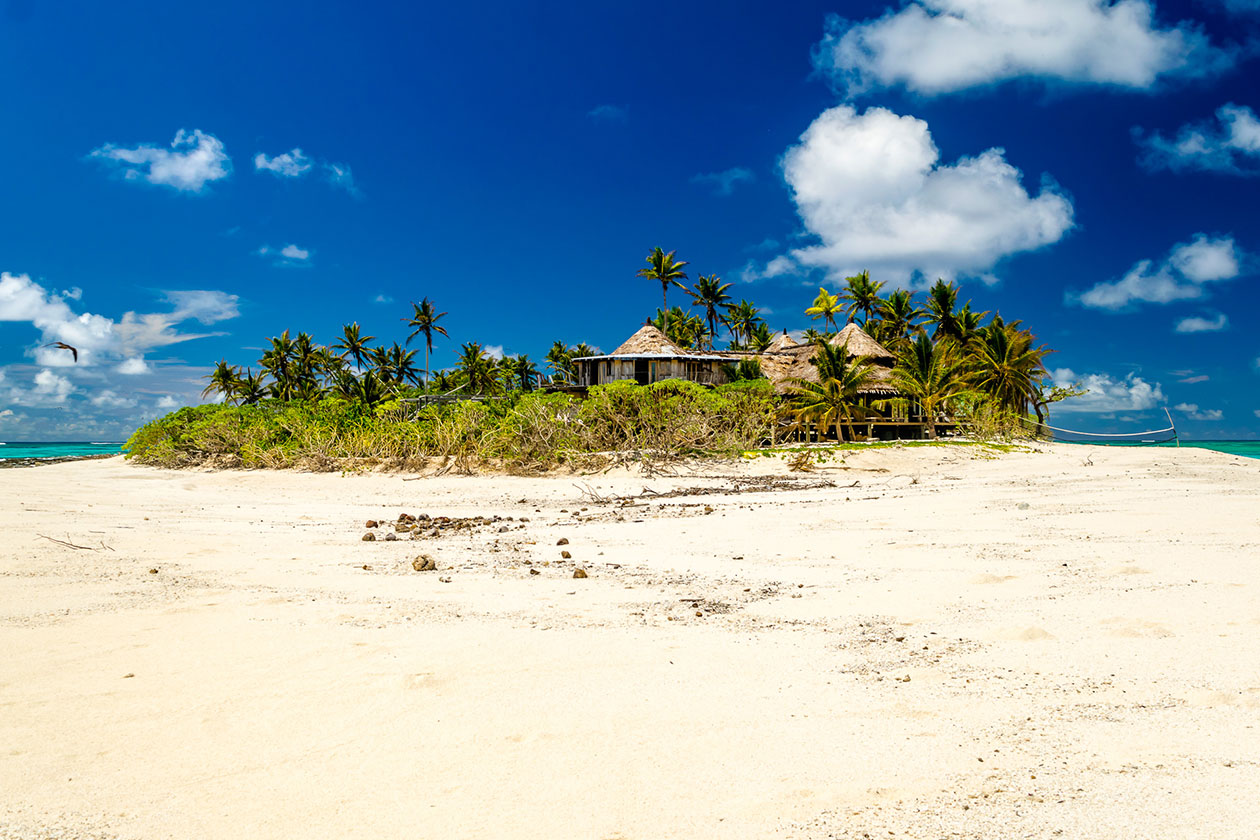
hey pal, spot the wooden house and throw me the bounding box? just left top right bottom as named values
left=571, top=324, right=732, bottom=387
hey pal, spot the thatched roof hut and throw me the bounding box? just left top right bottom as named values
left=606, top=324, right=688, bottom=358
left=756, top=322, right=899, bottom=396
left=765, top=330, right=798, bottom=354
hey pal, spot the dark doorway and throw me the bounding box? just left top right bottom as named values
left=634, top=359, right=649, bottom=385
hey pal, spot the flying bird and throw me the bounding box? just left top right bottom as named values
left=45, top=342, right=78, bottom=363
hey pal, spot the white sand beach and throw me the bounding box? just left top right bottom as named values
left=2, top=444, right=1259, bottom=839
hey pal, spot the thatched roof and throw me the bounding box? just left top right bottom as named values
left=765, top=330, right=797, bottom=353
left=609, top=324, right=687, bottom=357
left=756, top=325, right=901, bottom=397
left=829, top=322, right=895, bottom=362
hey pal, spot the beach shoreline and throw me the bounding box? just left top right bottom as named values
left=3, top=445, right=1259, bottom=839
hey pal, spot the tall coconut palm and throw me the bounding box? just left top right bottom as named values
left=332, top=322, right=376, bottom=371
left=512, top=354, right=540, bottom=391
left=805, top=287, right=844, bottom=332
left=687, top=274, right=732, bottom=349
left=260, top=330, right=297, bottom=400
left=637, top=248, right=689, bottom=336
left=801, top=328, right=826, bottom=345
left=841, top=270, right=884, bottom=326
left=202, top=361, right=241, bottom=404
left=403, top=298, right=449, bottom=391
left=748, top=321, right=774, bottom=353
left=236, top=369, right=268, bottom=405
left=789, top=341, right=876, bottom=441
left=650, top=307, right=705, bottom=348
left=890, top=333, right=972, bottom=439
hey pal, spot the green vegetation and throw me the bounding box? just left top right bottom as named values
left=125, top=380, right=778, bottom=472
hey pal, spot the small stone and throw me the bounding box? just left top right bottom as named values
left=573, top=568, right=588, bottom=579
left=362, top=564, right=371, bottom=570
left=412, top=555, right=437, bottom=572
left=362, top=533, right=376, bottom=542
left=498, top=526, right=509, bottom=533
left=122, top=673, right=135, bottom=679
left=384, top=532, right=398, bottom=541
left=395, top=522, right=412, bottom=533
left=365, top=520, right=379, bottom=529
left=148, top=568, right=158, bottom=574
left=529, top=568, right=541, bottom=576
left=1018, top=502, right=1030, bottom=510
left=399, top=513, right=415, bottom=523
left=556, top=538, right=569, bottom=545
left=695, top=610, right=703, bottom=617
left=416, top=513, right=430, bottom=521
left=561, top=550, right=572, bottom=559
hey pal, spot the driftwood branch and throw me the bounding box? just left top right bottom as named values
left=37, top=533, right=106, bottom=551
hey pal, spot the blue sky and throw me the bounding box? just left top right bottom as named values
left=1, top=0, right=1257, bottom=440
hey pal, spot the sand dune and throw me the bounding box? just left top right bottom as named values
left=2, top=444, right=1258, bottom=838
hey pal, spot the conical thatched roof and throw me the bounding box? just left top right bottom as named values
left=765, top=330, right=797, bottom=353
left=609, top=324, right=687, bottom=357
left=829, top=322, right=895, bottom=361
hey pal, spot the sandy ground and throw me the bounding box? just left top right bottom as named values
left=2, top=443, right=1259, bottom=839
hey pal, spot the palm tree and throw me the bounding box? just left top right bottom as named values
left=890, top=333, right=972, bottom=439
left=687, top=274, right=732, bottom=349
left=637, top=248, right=689, bottom=336
left=202, top=360, right=241, bottom=404
left=512, top=354, right=540, bottom=391
left=260, top=330, right=297, bottom=400
left=841, top=270, right=884, bottom=326
left=332, top=322, right=376, bottom=371
left=789, top=341, right=876, bottom=441
left=403, top=298, right=449, bottom=391
left=546, top=341, right=574, bottom=383
left=236, top=369, right=268, bottom=405
left=873, top=290, right=924, bottom=350
left=650, top=307, right=705, bottom=348
left=805, top=287, right=844, bottom=332
left=456, top=342, right=497, bottom=394
left=748, top=322, right=773, bottom=352
left=722, top=299, right=761, bottom=347
left=925, top=279, right=961, bottom=343
left=968, top=322, right=1049, bottom=419
left=801, top=328, right=826, bottom=345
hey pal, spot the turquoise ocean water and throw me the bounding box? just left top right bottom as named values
left=0, top=441, right=124, bottom=460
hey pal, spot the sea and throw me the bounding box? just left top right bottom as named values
left=0, top=441, right=125, bottom=464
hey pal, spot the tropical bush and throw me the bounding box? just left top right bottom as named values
left=125, top=380, right=777, bottom=473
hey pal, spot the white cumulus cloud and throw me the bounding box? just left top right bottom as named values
left=1051, top=368, right=1164, bottom=412
left=1072, top=234, right=1244, bottom=309
left=1174, top=402, right=1223, bottom=420
left=324, top=162, right=360, bottom=196
left=814, top=0, right=1230, bottom=97
left=254, top=148, right=313, bottom=177
left=155, top=395, right=179, bottom=410
left=89, top=129, right=231, bottom=192
left=1136, top=103, right=1260, bottom=174
left=115, top=357, right=150, bottom=375
left=91, top=390, right=137, bottom=409
left=773, top=105, right=1073, bottom=286
left=1174, top=312, right=1228, bottom=333
left=257, top=244, right=311, bottom=266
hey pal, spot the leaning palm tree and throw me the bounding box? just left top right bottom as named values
left=789, top=342, right=876, bottom=441
left=805, top=287, right=844, bottom=332
left=403, top=298, right=450, bottom=391
left=840, top=270, right=884, bottom=326
left=687, top=274, right=732, bottom=349
left=890, top=333, right=972, bottom=439
left=202, top=360, right=241, bottom=404
left=637, top=248, right=689, bottom=336
left=332, top=322, right=376, bottom=371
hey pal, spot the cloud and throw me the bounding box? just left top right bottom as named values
left=324, top=162, right=360, bottom=196
left=1174, top=402, right=1223, bottom=420
left=1072, top=234, right=1243, bottom=309
left=1174, top=312, right=1228, bottom=332
left=256, top=244, right=311, bottom=266
left=4, top=368, right=74, bottom=407
left=1050, top=368, right=1164, bottom=412
left=1178, top=374, right=1209, bottom=383
left=254, top=148, right=313, bottom=177
left=89, top=129, right=231, bottom=193
left=1135, top=103, right=1260, bottom=175
left=588, top=104, right=628, bottom=122
left=1254, top=409, right=1260, bottom=419
left=484, top=345, right=505, bottom=360
left=155, top=395, right=179, bottom=410
left=1218, top=0, right=1260, bottom=13
left=774, top=105, right=1073, bottom=286
left=814, top=0, right=1231, bottom=97
left=115, top=357, right=150, bottom=375
left=0, top=272, right=239, bottom=367
left=691, top=167, right=755, bottom=196
left=372, top=294, right=394, bottom=304
left=90, top=389, right=137, bottom=409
